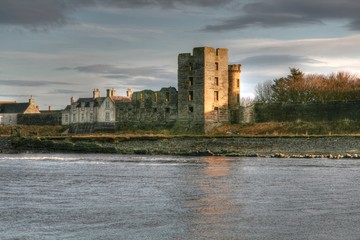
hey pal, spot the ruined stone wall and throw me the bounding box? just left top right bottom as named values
left=203, top=48, right=229, bottom=133
left=228, top=64, right=241, bottom=123
left=116, top=87, right=178, bottom=129
left=177, top=47, right=232, bottom=133
left=254, top=101, right=360, bottom=122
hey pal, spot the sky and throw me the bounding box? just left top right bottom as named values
left=1, top=0, right=360, bottom=109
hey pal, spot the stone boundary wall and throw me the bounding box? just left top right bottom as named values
left=254, top=101, right=360, bottom=122
left=17, top=113, right=61, bottom=126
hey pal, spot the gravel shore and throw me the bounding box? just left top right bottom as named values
left=2, top=135, right=360, bottom=158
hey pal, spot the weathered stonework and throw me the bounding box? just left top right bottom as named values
left=61, top=46, right=242, bottom=133
left=115, top=87, right=178, bottom=129
left=177, top=47, right=241, bottom=133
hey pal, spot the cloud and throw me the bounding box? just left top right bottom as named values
left=58, top=63, right=176, bottom=80
left=48, top=89, right=87, bottom=94
left=0, top=0, right=234, bottom=29
left=0, top=79, right=71, bottom=87
left=240, top=54, right=322, bottom=67
left=203, top=0, right=360, bottom=32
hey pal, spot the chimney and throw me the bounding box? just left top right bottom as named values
left=127, top=88, right=133, bottom=98
left=48, top=106, right=51, bottom=111
left=29, top=96, right=35, bottom=105
left=93, top=88, right=100, bottom=99
left=106, top=89, right=111, bottom=97
left=111, top=88, right=116, bottom=98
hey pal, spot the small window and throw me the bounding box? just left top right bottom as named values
left=215, top=62, right=219, bottom=70
left=105, top=112, right=110, bottom=121
left=189, top=91, right=194, bottom=101
left=165, top=108, right=170, bottom=113
left=214, top=91, right=219, bottom=101
left=153, top=108, right=157, bottom=113
left=188, top=106, right=194, bottom=112
left=90, top=102, right=94, bottom=111
left=105, top=101, right=110, bottom=109
left=237, top=94, right=240, bottom=103
left=90, top=113, right=93, bottom=121
left=189, top=63, right=193, bottom=71
left=81, top=113, right=84, bottom=121
left=215, top=77, right=219, bottom=86
left=237, top=79, right=240, bottom=88
left=189, top=77, right=193, bottom=86
left=165, top=92, right=170, bottom=102
left=65, top=114, right=68, bottom=123
left=214, top=107, right=219, bottom=110
left=153, top=93, right=158, bottom=102
left=73, top=114, right=76, bottom=122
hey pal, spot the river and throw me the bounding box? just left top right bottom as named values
left=1, top=154, right=360, bottom=240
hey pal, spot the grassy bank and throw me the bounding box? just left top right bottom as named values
left=1, top=120, right=360, bottom=138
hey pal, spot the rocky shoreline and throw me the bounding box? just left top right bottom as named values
left=1, top=135, right=360, bottom=158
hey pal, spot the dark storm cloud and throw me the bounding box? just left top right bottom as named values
left=0, top=79, right=71, bottom=87
left=203, top=0, right=360, bottom=31
left=240, top=54, right=321, bottom=67
left=0, top=0, right=233, bottom=28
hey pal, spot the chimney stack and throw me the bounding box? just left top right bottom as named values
left=93, top=88, right=100, bottom=99
left=127, top=88, right=133, bottom=98
left=29, top=96, right=35, bottom=105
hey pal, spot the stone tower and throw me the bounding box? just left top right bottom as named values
left=178, top=47, right=235, bottom=133
left=228, top=64, right=241, bottom=123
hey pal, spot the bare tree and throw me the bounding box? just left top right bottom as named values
left=255, top=80, right=274, bottom=103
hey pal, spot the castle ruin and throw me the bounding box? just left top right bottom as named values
left=61, top=47, right=242, bottom=133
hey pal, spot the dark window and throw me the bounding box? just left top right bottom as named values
left=214, top=91, right=219, bottom=101
left=189, top=91, right=194, bottom=101
left=189, top=77, right=193, bottom=86
left=237, top=79, right=240, bottom=88
left=215, top=77, right=219, bottom=86
left=214, top=107, right=219, bottom=110
left=237, top=94, right=240, bottom=103
left=153, top=108, right=157, bottom=113
left=189, top=106, right=194, bottom=112
left=165, top=108, right=170, bottom=113
left=189, top=63, right=193, bottom=71
left=215, top=62, right=219, bottom=70
left=165, top=92, right=170, bottom=102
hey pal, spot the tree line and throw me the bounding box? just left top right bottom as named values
left=255, top=68, right=360, bottom=103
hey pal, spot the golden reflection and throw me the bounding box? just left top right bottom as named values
left=202, top=156, right=231, bottom=177
left=184, top=156, right=242, bottom=238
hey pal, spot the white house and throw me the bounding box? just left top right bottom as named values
left=61, top=89, right=118, bottom=128
left=0, top=97, right=40, bottom=125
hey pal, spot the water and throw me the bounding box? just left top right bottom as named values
left=1, top=154, right=360, bottom=240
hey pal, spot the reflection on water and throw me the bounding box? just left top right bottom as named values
left=185, top=157, right=243, bottom=239
left=1, top=154, right=360, bottom=240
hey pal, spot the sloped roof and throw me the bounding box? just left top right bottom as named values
left=0, top=102, right=30, bottom=113
left=112, top=96, right=131, bottom=103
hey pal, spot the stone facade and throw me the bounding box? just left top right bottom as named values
left=177, top=47, right=241, bottom=132
left=115, top=87, right=178, bottom=129
left=61, top=89, right=117, bottom=132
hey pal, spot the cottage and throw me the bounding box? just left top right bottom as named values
left=0, top=97, right=40, bottom=125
